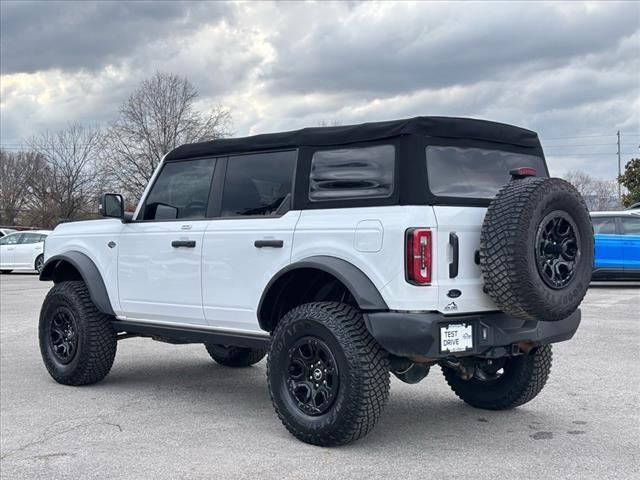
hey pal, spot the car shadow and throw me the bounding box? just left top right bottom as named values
left=90, top=356, right=560, bottom=447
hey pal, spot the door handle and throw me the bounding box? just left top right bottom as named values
left=254, top=240, right=284, bottom=248
left=171, top=240, right=196, bottom=248
left=449, top=232, right=459, bottom=278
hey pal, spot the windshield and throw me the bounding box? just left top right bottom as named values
left=426, top=146, right=547, bottom=199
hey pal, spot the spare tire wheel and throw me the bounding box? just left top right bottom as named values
left=480, top=176, right=593, bottom=322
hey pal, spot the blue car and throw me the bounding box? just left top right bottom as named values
left=591, top=210, right=640, bottom=279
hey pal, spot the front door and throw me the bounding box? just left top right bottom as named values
left=117, top=157, right=218, bottom=325
left=202, top=150, right=298, bottom=333
left=592, top=216, right=624, bottom=269
left=0, top=233, right=22, bottom=267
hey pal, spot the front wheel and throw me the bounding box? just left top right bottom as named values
left=267, top=302, right=390, bottom=446
left=442, top=345, right=552, bottom=410
left=39, top=281, right=117, bottom=385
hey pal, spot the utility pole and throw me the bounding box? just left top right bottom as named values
left=617, top=130, right=621, bottom=203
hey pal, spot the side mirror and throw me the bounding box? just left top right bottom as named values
left=100, top=193, right=125, bottom=220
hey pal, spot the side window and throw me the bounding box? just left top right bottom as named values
left=309, top=145, right=395, bottom=201
left=221, top=151, right=296, bottom=217
left=19, top=233, right=40, bottom=244
left=620, top=217, right=640, bottom=235
left=1, top=234, right=22, bottom=245
left=592, top=217, right=618, bottom=234
left=143, top=158, right=216, bottom=221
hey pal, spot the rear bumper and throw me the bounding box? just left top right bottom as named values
left=364, top=309, right=581, bottom=359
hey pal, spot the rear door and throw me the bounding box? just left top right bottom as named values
left=592, top=216, right=624, bottom=269
left=620, top=216, right=640, bottom=272
left=426, top=145, right=548, bottom=314
left=202, top=150, right=298, bottom=333
left=118, top=157, right=217, bottom=325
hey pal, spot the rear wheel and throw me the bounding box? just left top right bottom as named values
left=267, top=302, right=390, bottom=446
left=442, top=345, right=553, bottom=410
left=204, top=344, right=266, bottom=367
left=39, top=281, right=117, bottom=385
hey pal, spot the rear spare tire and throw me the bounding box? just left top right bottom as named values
left=480, top=177, right=593, bottom=321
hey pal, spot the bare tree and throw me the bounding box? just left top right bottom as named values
left=0, top=149, right=38, bottom=225
left=592, top=179, right=618, bottom=211
left=27, top=123, right=103, bottom=227
left=317, top=120, right=343, bottom=127
left=563, top=170, right=594, bottom=199
left=563, top=170, right=618, bottom=211
left=101, top=72, right=232, bottom=202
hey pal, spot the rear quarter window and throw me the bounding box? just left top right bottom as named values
left=309, top=145, right=395, bottom=201
left=426, top=146, right=547, bottom=199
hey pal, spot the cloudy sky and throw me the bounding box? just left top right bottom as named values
left=1, top=0, right=639, bottom=179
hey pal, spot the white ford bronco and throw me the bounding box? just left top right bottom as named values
left=39, top=116, right=593, bottom=446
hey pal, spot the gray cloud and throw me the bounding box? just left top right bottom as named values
left=0, top=1, right=231, bottom=74
left=1, top=1, right=638, bottom=181
left=263, top=2, right=639, bottom=98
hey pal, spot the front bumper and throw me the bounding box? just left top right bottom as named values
left=364, top=309, right=581, bottom=359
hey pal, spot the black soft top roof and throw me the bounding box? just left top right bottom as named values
left=165, top=116, right=540, bottom=161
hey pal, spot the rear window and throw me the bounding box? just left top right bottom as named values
left=221, top=150, right=296, bottom=217
left=426, top=146, right=547, bottom=199
left=309, top=145, right=395, bottom=201
left=621, top=216, right=640, bottom=235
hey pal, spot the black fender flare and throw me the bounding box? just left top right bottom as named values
left=257, top=256, right=388, bottom=329
left=40, top=251, right=115, bottom=316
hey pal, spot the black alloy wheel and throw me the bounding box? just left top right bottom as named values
left=286, top=337, right=340, bottom=416
left=48, top=307, right=79, bottom=364
left=535, top=211, right=580, bottom=289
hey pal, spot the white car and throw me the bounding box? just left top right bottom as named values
left=0, top=230, right=51, bottom=274
left=38, top=116, right=593, bottom=446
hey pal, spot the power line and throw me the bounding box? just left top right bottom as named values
left=543, top=133, right=640, bottom=140
left=544, top=143, right=638, bottom=148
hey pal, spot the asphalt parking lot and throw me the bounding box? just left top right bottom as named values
left=1, top=273, right=638, bottom=479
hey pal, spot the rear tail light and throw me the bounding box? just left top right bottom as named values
left=406, top=228, right=432, bottom=285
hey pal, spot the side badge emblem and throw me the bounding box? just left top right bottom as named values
left=107, top=241, right=116, bottom=249
left=447, top=289, right=462, bottom=299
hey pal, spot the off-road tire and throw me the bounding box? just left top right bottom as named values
left=480, top=177, right=593, bottom=321
left=39, top=281, right=117, bottom=385
left=204, top=344, right=267, bottom=367
left=442, top=345, right=553, bottom=410
left=267, top=302, right=390, bottom=446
